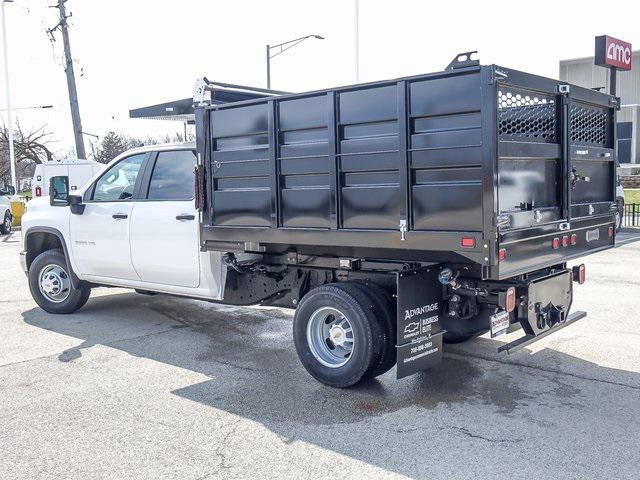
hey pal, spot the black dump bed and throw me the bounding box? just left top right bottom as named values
left=195, top=64, right=617, bottom=280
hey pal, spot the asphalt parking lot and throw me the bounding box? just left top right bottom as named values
left=1, top=229, right=640, bottom=480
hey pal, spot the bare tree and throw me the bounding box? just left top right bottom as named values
left=0, top=122, right=54, bottom=185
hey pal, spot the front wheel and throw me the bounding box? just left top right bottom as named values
left=28, top=249, right=91, bottom=314
left=0, top=212, right=11, bottom=235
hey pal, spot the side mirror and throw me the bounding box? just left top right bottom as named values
left=69, top=194, right=85, bottom=215
left=49, top=176, right=70, bottom=206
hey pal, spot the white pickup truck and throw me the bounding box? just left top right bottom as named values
left=21, top=143, right=225, bottom=314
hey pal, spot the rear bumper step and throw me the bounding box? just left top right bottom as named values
left=498, top=311, right=587, bottom=354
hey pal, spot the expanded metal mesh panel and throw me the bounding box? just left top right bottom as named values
left=570, top=103, right=609, bottom=147
left=498, top=88, right=557, bottom=143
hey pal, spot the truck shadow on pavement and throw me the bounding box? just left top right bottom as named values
left=21, top=291, right=640, bottom=478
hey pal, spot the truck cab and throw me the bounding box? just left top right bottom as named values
left=21, top=143, right=225, bottom=313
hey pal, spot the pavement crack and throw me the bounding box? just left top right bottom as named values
left=193, top=475, right=212, bottom=480
left=209, top=358, right=260, bottom=373
left=443, top=426, right=523, bottom=444
left=103, top=327, right=178, bottom=348
left=214, top=419, right=241, bottom=470
left=445, top=351, right=640, bottom=392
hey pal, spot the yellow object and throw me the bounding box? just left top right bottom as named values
left=10, top=199, right=26, bottom=226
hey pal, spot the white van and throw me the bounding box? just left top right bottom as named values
left=32, top=159, right=104, bottom=199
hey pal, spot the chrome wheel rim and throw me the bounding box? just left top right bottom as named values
left=38, top=264, right=71, bottom=303
left=306, top=306, right=354, bottom=368
left=3, top=216, right=10, bottom=232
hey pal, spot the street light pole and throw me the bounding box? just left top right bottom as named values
left=354, top=0, right=359, bottom=83
left=1, top=0, right=16, bottom=191
left=266, top=44, right=271, bottom=89
left=266, top=34, right=324, bottom=89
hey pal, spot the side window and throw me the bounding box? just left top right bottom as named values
left=147, top=150, right=196, bottom=201
left=93, top=154, right=145, bottom=201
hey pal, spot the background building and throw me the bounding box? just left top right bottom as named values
left=560, top=51, right=640, bottom=164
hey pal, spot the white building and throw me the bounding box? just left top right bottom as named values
left=560, top=51, right=640, bottom=164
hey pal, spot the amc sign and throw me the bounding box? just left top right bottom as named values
left=595, top=35, right=632, bottom=71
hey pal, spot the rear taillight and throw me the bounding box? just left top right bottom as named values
left=552, top=237, right=560, bottom=250
left=572, top=264, right=586, bottom=284
left=35, top=186, right=42, bottom=197
left=505, top=287, right=516, bottom=313
left=608, top=226, right=614, bottom=237
left=562, top=235, right=569, bottom=247
left=498, top=248, right=507, bottom=262
left=460, top=237, right=476, bottom=248
left=570, top=234, right=577, bottom=246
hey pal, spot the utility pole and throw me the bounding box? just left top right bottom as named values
left=1, top=0, right=17, bottom=191
left=48, top=0, right=86, bottom=159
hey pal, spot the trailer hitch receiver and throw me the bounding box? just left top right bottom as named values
left=535, top=302, right=566, bottom=329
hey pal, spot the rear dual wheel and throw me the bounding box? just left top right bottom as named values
left=293, top=282, right=396, bottom=388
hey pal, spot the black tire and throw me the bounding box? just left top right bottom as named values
left=0, top=212, right=11, bottom=235
left=351, top=280, right=397, bottom=377
left=293, top=283, right=385, bottom=388
left=28, top=249, right=91, bottom=314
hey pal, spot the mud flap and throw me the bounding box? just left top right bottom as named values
left=396, top=269, right=444, bottom=379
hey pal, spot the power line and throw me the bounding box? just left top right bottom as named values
left=47, top=0, right=86, bottom=159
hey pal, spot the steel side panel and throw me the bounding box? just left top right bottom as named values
left=207, top=69, right=486, bottom=246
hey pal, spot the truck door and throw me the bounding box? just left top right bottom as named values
left=497, top=84, right=615, bottom=230
left=497, top=86, right=564, bottom=229
left=129, top=149, right=200, bottom=288
left=495, top=78, right=616, bottom=279
left=70, top=153, right=146, bottom=280
left=566, top=99, right=616, bottom=221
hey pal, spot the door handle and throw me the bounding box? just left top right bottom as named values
left=112, top=213, right=128, bottom=219
left=176, top=214, right=195, bottom=221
